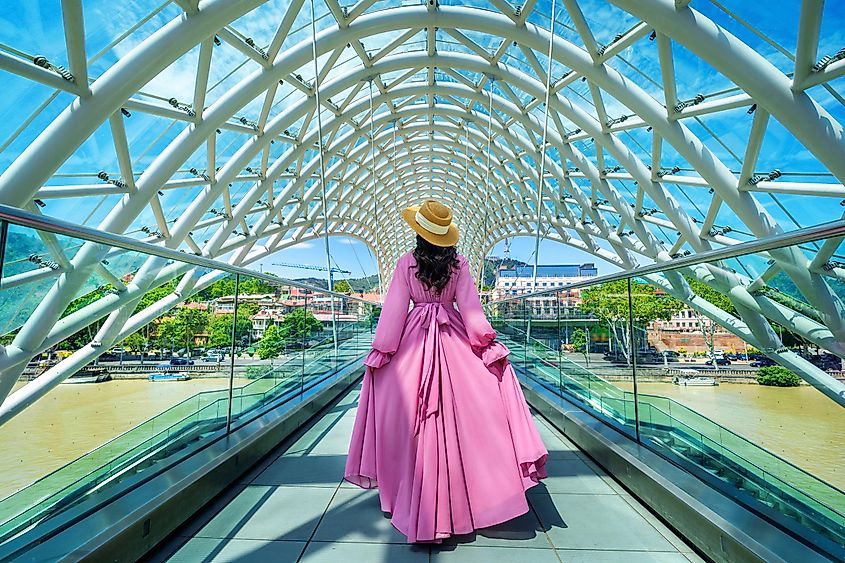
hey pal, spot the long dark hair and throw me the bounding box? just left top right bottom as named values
left=412, top=234, right=460, bottom=295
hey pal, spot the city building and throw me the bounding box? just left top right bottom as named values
left=493, top=263, right=598, bottom=319
left=649, top=307, right=747, bottom=355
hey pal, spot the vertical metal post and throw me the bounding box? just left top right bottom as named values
left=368, top=79, right=384, bottom=299
left=477, top=77, right=495, bottom=292
left=627, top=277, right=641, bottom=442
left=528, top=0, right=557, bottom=341
left=0, top=220, right=8, bottom=288
left=300, top=290, right=308, bottom=400
left=309, top=0, right=337, bottom=354
left=556, top=289, right=562, bottom=397
left=225, top=273, right=240, bottom=434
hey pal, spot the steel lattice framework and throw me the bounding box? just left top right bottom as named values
left=0, top=0, right=844, bottom=421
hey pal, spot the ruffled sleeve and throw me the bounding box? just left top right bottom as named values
left=455, top=256, right=511, bottom=377
left=364, top=254, right=411, bottom=369
left=363, top=349, right=392, bottom=368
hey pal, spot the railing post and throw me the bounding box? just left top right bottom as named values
left=627, top=277, right=641, bottom=442
left=0, top=220, right=8, bottom=287
left=225, top=273, right=240, bottom=434
left=556, top=289, right=563, bottom=397
left=300, top=291, right=307, bottom=400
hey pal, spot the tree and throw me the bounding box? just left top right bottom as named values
left=256, top=324, right=286, bottom=360
left=237, top=301, right=260, bottom=317
left=121, top=332, right=147, bottom=352
left=135, top=280, right=178, bottom=313
left=174, top=307, right=208, bottom=353
left=333, top=279, right=352, bottom=294
left=154, top=318, right=180, bottom=350
left=153, top=308, right=208, bottom=353
left=207, top=312, right=252, bottom=348
left=685, top=277, right=736, bottom=362
left=579, top=280, right=683, bottom=365
left=57, top=285, right=113, bottom=350
left=240, top=276, right=278, bottom=295
left=570, top=327, right=588, bottom=360
left=278, top=307, right=322, bottom=340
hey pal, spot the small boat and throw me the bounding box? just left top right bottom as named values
left=148, top=372, right=191, bottom=382
left=673, top=375, right=718, bottom=386
left=62, top=367, right=111, bottom=384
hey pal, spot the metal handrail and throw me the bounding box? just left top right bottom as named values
left=0, top=204, right=380, bottom=306
left=487, top=217, right=845, bottom=304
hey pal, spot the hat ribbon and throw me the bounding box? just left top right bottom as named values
left=415, top=209, right=449, bottom=235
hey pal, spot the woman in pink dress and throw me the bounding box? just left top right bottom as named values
left=344, top=199, right=549, bottom=544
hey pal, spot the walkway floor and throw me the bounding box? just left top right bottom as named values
left=148, top=380, right=705, bottom=563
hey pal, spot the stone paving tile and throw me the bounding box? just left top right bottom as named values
left=166, top=538, right=305, bottom=562
left=194, top=485, right=337, bottom=542
left=438, top=505, right=552, bottom=550
left=555, top=549, right=691, bottom=562
left=252, top=453, right=349, bottom=487
left=163, top=382, right=700, bottom=562
left=310, top=487, right=411, bottom=544
left=617, top=493, right=702, bottom=556
left=431, top=544, right=562, bottom=562
left=527, top=457, right=616, bottom=496
left=299, top=540, right=429, bottom=562
left=529, top=493, right=678, bottom=552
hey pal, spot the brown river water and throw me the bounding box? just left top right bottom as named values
left=620, top=382, right=845, bottom=490
left=0, top=379, right=843, bottom=501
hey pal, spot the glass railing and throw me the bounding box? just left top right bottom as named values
left=484, top=220, right=845, bottom=557
left=0, top=207, right=379, bottom=551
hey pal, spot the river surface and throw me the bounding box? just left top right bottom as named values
left=617, top=382, right=845, bottom=490
left=0, top=379, right=843, bottom=502
left=0, top=378, right=237, bottom=499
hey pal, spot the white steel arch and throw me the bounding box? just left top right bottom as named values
left=1, top=0, right=844, bottom=419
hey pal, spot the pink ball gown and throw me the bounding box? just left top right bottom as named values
left=344, top=251, right=549, bottom=543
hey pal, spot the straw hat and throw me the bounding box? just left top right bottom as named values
left=401, top=199, right=459, bottom=247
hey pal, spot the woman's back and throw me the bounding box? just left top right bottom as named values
left=401, top=250, right=465, bottom=305
left=344, top=198, right=548, bottom=544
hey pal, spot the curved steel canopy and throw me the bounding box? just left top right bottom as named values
left=0, top=0, right=844, bottom=418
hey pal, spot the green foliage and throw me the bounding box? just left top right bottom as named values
left=255, top=309, right=322, bottom=360
left=685, top=277, right=735, bottom=315
left=256, top=325, right=286, bottom=360
left=570, top=328, right=587, bottom=354
left=135, top=280, right=177, bottom=312
left=580, top=280, right=683, bottom=324
left=196, top=275, right=279, bottom=300
left=121, top=332, right=146, bottom=352
left=278, top=307, right=322, bottom=340
left=580, top=280, right=682, bottom=364
left=238, top=301, right=260, bottom=316
left=333, top=279, right=352, bottom=293
left=756, top=366, right=802, bottom=387
left=207, top=312, right=252, bottom=348
left=153, top=307, right=208, bottom=352
left=245, top=365, right=271, bottom=379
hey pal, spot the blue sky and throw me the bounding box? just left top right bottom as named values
left=0, top=0, right=843, bottom=285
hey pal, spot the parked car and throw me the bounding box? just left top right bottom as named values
left=705, top=357, right=731, bottom=366
left=808, top=353, right=842, bottom=372
left=203, top=353, right=225, bottom=362
left=169, top=357, right=194, bottom=366
left=750, top=358, right=776, bottom=368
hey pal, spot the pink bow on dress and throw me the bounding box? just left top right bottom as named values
left=413, top=302, right=451, bottom=436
